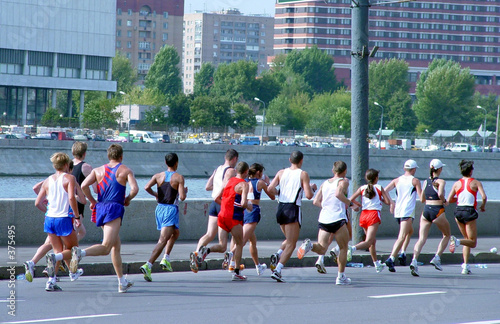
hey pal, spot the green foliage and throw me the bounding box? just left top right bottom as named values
left=113, top=52, right=137, bottom=94
left=190, top=96, right=231, bottom=130
left=305, top=90, right=351, bottom=135
left=40, top=108, right=63, bottom=127
left=193, top=63, right=215, bottom=96
left=413, top=59, right=475, bottom=132
left=369, top=59, right=415, bottom=131
left=140, top=106, right=167, bottom=131
left=145, top=45, right=182, bottom=97
left=267, top=92, right=310, bottom=131
left=232, top=103, right=257, bottom=133
left=255, top=70, right=282, bottom=105
left=166, top=93, right=192, bottom=128
left=82, top=98, right=121, bottom=129
left=211, top=61, right=258, bottom=101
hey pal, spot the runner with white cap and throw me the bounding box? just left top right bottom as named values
left=409, top=159, right=451, bottom=276
left=383, top=159, right=422, bottom=272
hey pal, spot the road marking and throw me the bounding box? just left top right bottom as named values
left=457, top=321, right=500, bottom=324
left=2, top=314, right=121, bottom=324
left=368, top=291, right=446, bottom=299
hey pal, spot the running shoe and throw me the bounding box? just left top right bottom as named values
left=42, top=267, right=49, bottom=277
left=160, top=258, right=173, bottom=272
left=297, top=239, right=313, bottom=259
left=70, top=246, right=82, bottom=274
left=271, top=270, right=285, bottom=283
left=232, top=273, right=247, bottom=281
left=385, top=258, right=396, bottom=272
left=375, top=261, right=386, bottom=273
left=461, top=263, right=471, bottom=275
left=189, top=252, right=199, bottom=273
left=449, top=236, right=457, bottom=253
left=336, top=275, right=352, bottom=285
left=347, top=245, right=353, bottom=262
left=409, top=259, right=419, bottom=277
left=330, top=247, right=339, bottom=264
left=59, top=263, right=68, bottom=273
left=45, top=253, right=57, bottom=278
left=228, top=264, right=245, bottom=272
left=222, top=251, right=233, bottom=270
left=69, top=268, right=84, bottom=282
left=270, top=253, right=280, bottom=271
left=256, top=263, right=267, bottom=276
left=24, top=261, right=34, bottom=283
left=430, top=256, right=442, bottom=271
left=118, top=279, right=134, bottom=293
left=398, top=253, right=407, bottom=266
left=315, top=259, right=327, bottom=274
left=140, top=263, right=152, bottom=282
left=198, top=246, right=209, bottom=263
left=45, top=281, right=62, bottom=292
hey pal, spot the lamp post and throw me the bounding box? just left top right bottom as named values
left=119, top=91, right=132, bottom=143
left=3, top=111, right=7, bottom=125
left=476, top=105, right=487, bottom=152
left=254, top=97, right=266, bottom=146
left=374, top=102, right=384, bottom=149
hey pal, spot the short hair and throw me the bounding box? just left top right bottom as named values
left=459, top=160, right=474, bottom=177
left=225, top=149, right=239, bottom=161
left=290, top=150, right=303, bottom=164
left=165, top=152, right=179, bottom=167
left=72, top=141, right=88, bottom=159
left=69, top=160, right=74, bottom=172
left=248, top=163, right=264, bottom=177
left=333, top=160, right=347, bottom=174
left=50, top=152, right=71, bottom=171
left=107, top=144, right=123, bottom=161
left=236, top=161, right=249, bottom=174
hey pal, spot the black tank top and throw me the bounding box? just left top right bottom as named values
left=72, top=161, right=86, bottom=215
left=424, top=177, right=440, bottom=201
left=157, top=171, right=178, bottom=205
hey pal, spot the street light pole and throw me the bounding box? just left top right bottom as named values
left=374, top=102, right=384, bottom=149
left=477, top=105, right=486, bottom=152
left=119, top=91, right=132, bottom=143
left=254, top=97, right=266, bottom=146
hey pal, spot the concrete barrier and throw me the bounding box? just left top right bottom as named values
left=1, top=198, right=499, bottom=246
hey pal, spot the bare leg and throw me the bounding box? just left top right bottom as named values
left=31, top=236, right=52, bottom=264
left=84, top=218, right=122, bottom=257
left=456, top=220, right=477, bottom=264
left=433, top=215, right=451, bottom=257
left=196, top=216, right=218, bottom=251
left=335, top=225, right=350, bottom=273
left=355, top=223, right=380, bottom=262
left=148, top=226, right=175, bottom=264
left=164, top=228, right=180, bottom=255
left=311, top=229, right=334, bottom=255
left=242, top=223, right=259, bottom=265
left=208, top=226, right=229, bottom=254
left=413, top=216, right=432, bottom=260
left=111, top=236, right=123, bottom=277
left=278, top=222, right=300, bottom=266
left=231, top=225, right=244, bottom=269
left=390, top=219, right=413, bottom=258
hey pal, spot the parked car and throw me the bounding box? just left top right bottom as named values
left=33, top=133, right=52, bottom=140
left=161, top=134, right=171, bottom=143
left=0, top=134, right=18, bottom=139
left=266, top=141, right=278, bottom=146
left=106, top=136, right=128, bottom=142
left=450, top=143, right=471, bottom=152
left=229, top=139, right=240, bottom=145
left=73, top=134, right=88, bottom=141
left=12, top=133, right=30, bottom=139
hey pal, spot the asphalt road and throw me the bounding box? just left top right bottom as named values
left=2, top=264, right=500, bottom=324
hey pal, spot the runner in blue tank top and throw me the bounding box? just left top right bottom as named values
left=140, top=153, right=187, bottom=282
left=71, top=144, right=139, bottom=293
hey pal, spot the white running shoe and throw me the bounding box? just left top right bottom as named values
left=375, top=261, right=386, bottom=273
left=449, top=236, right=457, bottom=253
left=232, top=273, right=247, bottom=281
left=45, top=253, right=56, bottom=278
left=315, top=259, right=327, bottom=274
left=256, top=263, right=267, bottom=276
left=461, top=263, right=471, bottom=275
left=70, top=247, right=82, bottom=273
left=24, top=261, right=35, bottom=283
left=347, top=245, right=353, bottom=262
left=119, top=279, right=134, bottom=293
left=297, top=239, right=313, bottom=259
left=336, top=275, right=351, bottom=285
left=69, top=268, right=84, bottom=282
left=330, top=246, right=339, bottom=263
left=410, top=259, right=419, bottom=277
left=222, top=251, right=233, bottom=270
left=45, top=280, right=62, bottom=292
left=430, top=256, right=442, bottom=271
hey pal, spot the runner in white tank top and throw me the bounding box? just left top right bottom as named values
left=46, top=174, right=71, bottom=218
left=447, top=160, right=487, bottom=275
left=383, top=159, right=422, bottom=272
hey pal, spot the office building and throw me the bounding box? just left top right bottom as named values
left=183, top=9, right=274, bottom=94
left=116, top=0, right=184, bottom=84
left=274, top=0, right=500, bottom=94
left=0, top=0, right=117, bottom=126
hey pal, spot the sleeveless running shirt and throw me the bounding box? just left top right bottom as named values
left=360, top=184, right=383, bottom=211
left=456, top=178, right=477, bottom=209
left=97, top=163, right=126, bottom=205
left=46, top=174, right=70, bottom=218
left=157, top=171, right=179, bottom=205
left=247, top=178, right=261, bottom=200
left=72, top=161, right=86, bottom=215
left=424, top=177, right=440, bottom=201
left=318, top=178, right=347, bottom=224
left=278, top=168, right=303, bottom=206
left=212, top=165, right=231, bottom=199
left=394, top=175, right=417, bottom=218
left=219, top=177, right=246, bottom=221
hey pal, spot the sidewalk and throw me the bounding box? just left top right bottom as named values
left=2, top=237, right=499, bottom=279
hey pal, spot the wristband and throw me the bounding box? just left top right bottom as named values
left=75, top=217, right=81, bottom=219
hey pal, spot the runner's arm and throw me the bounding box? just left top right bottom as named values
left=144, top=174, right=159, bottom=199
left=177, top=175, right=187, bottom=201
left=259, top=179, right=275, bottom=200
left=476, top=180, right=487, bottom=212
left=81, top=169, right=98, bottom=207
left=205, top=169, right=216, bottom=191
left=301, top=171, right=316, bottom=200
left=125, top=169, right=139, bottom=206
left=267, top=170, right=282, bottom=196
left=312, top=183, right=323, bottom=207
left=35, top=179, right=48, bottom=213
left=413, top=178, right=422, bottom=199
left=446, top=181, right=459, bottom=204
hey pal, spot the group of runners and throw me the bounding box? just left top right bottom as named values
left=25, top=143, right=487, bottom=292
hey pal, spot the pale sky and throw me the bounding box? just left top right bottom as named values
left=184, top=0, right=276, bottom=16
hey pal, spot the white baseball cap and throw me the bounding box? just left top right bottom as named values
left=430, top=159, right=445, bottom=169
left=404, top=159, right=418, bottom=169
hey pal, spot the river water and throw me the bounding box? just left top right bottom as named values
left=0, top=176, right=496, bottom=200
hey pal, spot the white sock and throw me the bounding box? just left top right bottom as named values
left=434, top=254, right=440, bottom=260
left=277, top=249, right=283, bottom=257
left=337, top=272, right=345, bottom=279
left=147, top=261, right=153, bottom=268
left=374, top=260, right=380, bottom=267
left=456, top=238, right=461, bottom=246
left=351, top=246, right=357, bottom=252
left=118, top=276, right=128, bottom=285
left=400, top=250, right=405, bottom=255
left=318, top=255, right=325, bottom=262
left=54, top=253, right=64, bottom=261
left=333, top=245, right=339, bottom=253
left=276, top=263, right=284, bottom=272
left=81, top=250, right=87, bottom=258
left=163, top=254, right=170, bottom=261
left=390, top=256, right=395, bottom=262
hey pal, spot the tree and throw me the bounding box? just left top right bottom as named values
left=139, top=106, right=168, bottom=131
left=113, top=52, right=137, bottom=94
left=413, top=59, right=475, bottom=132
left=145, top=45, right=182, bottom=97
left=189, top=96, right=231, bottom=131
left=40, top=108, right=63, bottom=127
left=82, top=98, right=121, bottom=129
left=369, top=58, right=416, bottom=131
left=211, top=60, right=258, bottom=102
left=255, top=70, right=282, bottom=105
left=232, top=103, right=256, bottom=133
left=305, top=90, right=351, bottom=135
left=193, top=63, right=215, bottom=96
left=266, top=92, right=310, bottom=132
left=166, top=93, right=191, bottom=128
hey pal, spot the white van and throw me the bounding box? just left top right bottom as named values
left=130, top=131, right=155, bottom=143
left=451, top=143, right=470, bottom=152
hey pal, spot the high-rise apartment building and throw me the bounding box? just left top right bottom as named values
left=116, top=0, right=184, bottom=84
left=274, top=0, right=500, bottom=94
left=0, top=0, right=116, bottom=126
left=183, top=9, right=274, bottom=94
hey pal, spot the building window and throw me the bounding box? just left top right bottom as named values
left=58, top=67, right=79, bottom=78
left=163, top=12, right=168, bottom=18
left=128, top=9, right=132, bottom=15
left=117, top=30, right=121, bottom=37
left=126, top=53, right=131, bottom=59
left=117, top=8, right=122, bottom=15
left=163, top=22, right=168, bottom=29
left=127, top=20, right=132, bottom=27
left=117, top=19, right=122, bottom=26
left=139, top=42, right=151, bottom=49
left=128, top=31, right=132, bottom=37
left=0, top=63, right=22, bottom=75
left=127, top=41, right=132, bottom=48
left=163, top=33, right=168, bottom=41
left=116, top=41, right=121, bottom=48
